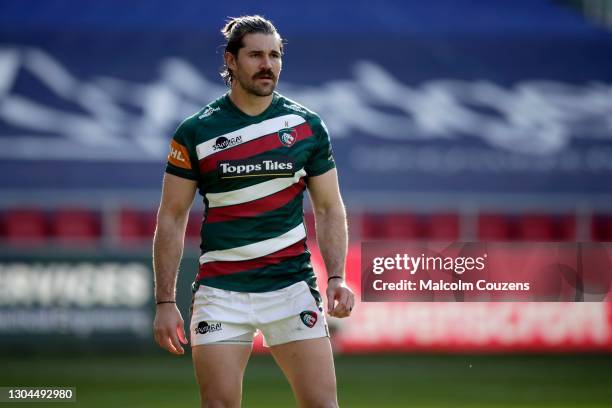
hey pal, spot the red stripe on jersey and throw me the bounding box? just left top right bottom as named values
left=206, top=178, right=306, bottom=223
left=197, top=239, right=307, bottom=279
left=200, top=122, right=313, bottom=173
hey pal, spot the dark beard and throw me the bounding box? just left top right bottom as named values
left=247, top=84, right=275, bottom=96
left=235, top=69, right=277, bottom=96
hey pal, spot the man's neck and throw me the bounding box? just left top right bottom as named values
left=228, top=87, right=274, bottom=116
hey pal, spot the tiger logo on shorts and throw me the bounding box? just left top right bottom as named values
left=299, top=311, right=317, bottom=328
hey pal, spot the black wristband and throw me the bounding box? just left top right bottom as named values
left=327, top=276, right=344, bottom=282
left=156, top=300, right=176, bottom=305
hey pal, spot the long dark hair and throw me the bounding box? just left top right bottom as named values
left=220, top=15, right=284, bottom=86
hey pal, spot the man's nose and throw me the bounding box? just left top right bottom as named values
left=260, top=56, right=273, bottom=69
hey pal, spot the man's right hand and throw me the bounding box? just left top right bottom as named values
left=153, top=303, right=188, bottom=355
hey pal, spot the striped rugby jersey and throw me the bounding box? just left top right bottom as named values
left=165, top=92, right=335, bottom=293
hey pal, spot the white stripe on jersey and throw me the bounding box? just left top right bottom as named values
left=206, top=168, right=307, bottom=208
left=199, top=223, right=306, bottom=264
left=195, top=114, right=306, bottom=160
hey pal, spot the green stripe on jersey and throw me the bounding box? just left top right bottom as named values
left=201, top=194, right=305, bottom=252
left=197, top=253, right=315, bottom=293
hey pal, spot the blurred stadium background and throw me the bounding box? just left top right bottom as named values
left=1, top=0, right=612, bottom=407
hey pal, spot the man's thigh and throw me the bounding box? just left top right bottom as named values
left=269, top=337, right=338, bottom=408
left=192, top=343, right=252, bottom=408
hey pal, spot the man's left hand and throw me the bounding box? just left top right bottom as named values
left=326, top=278, right=355, bottom=318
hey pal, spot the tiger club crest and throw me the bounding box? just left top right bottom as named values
left=278, top=127, right=297, bottom=147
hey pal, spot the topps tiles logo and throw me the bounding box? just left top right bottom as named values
left=213, top=136, right=242, bottom=151
left=218, top=156, right=296, bottom=179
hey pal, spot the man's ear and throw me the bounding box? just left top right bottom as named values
left=225, top=51, right=237, bottom=71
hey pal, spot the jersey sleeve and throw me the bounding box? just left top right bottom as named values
left=305, top=118, right=336, bottom=177
left=165, top=122, right=199, bottom=180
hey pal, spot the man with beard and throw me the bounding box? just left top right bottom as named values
left=153, top=15, right=354, bottom=408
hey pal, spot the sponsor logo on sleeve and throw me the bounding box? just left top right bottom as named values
left=300, top=311, right=318, bottom=328
left=198, top=106, right=220, bottom=120
left=217, top=156, right=296, bottom=179
left=168, top=139, right=192, bottom=169
left=283, top=103, right=306, bottom=114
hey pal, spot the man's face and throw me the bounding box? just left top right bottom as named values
left=228, top=33, right=283, bottom=97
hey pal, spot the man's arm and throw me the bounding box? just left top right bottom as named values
left=307, top=168, right=355, bottom=318
left=153, top=173, right=197, bottom=354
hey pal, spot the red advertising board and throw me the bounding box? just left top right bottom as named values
left=255, top=243, right=612, bottom=353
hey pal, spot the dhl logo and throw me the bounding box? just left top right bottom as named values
left=168, top=140, right=192, bottom=169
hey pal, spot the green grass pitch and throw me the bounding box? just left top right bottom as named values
left=2, top=353, right=611, bottom=407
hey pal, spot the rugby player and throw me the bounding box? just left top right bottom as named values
left=153, top=15, right=354, bottom=408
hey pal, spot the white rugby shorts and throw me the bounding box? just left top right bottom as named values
left=189, top=280, right=329, bottom=347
